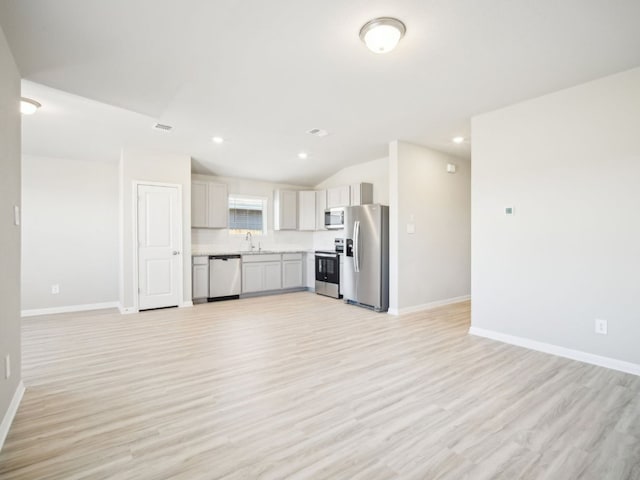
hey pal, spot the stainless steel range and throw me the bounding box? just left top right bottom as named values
left=315, top=250, right=341, bottom=299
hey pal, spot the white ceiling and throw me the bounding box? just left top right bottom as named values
left=3, top=0, right=640, bottom=186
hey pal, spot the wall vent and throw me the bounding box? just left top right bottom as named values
left=307, top=128, right=328, bottom=137
left=153, top=123, right=173, bottom=132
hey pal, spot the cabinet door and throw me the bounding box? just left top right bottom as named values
left=338, top=186, right=351, bottom=207
left=192, top=263, right=209, bottom=299
left=326, top=187, right=341, bottom=208
left=274, top=189, right=298, bottom=230
left=305, top=254, right=315, bottom=288
left=350, top=183, right=373, bottom=206
left=191, top=181, right=208, bottom=228
left=263, top=262, right=282, bottom=290
left=327, top=186, right=350, bottom=208
left=282, top=260, right=303, bottom=288
left=242, top=263, right=264, bottom=293
left=316, top=190, right=326, bottom=230
left=298, top=191, right=316, bottom=231
left=208, top=182, right=228, bottom=228
left=282, top=190, right=298, bottom=230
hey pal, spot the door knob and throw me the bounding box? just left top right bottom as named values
left=172, top=251, right=180, bottom=255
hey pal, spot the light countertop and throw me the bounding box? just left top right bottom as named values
left=192, top=249, right=315, bottom=257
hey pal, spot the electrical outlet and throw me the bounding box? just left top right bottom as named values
left=4, top=355, right=10, bottom=379
left=595, top=318, right=608, bottom=335
left=51, top=284, right=60, bottom=295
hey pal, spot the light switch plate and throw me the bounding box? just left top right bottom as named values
left=407, top=224, right=415, bottom=234
left=14, top=205, right=20, bottom=226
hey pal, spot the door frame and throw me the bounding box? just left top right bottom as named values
left=132, top=180, right=185, bottom=312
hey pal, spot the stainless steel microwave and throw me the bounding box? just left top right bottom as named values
left=324, top=207, right=345, bottom=229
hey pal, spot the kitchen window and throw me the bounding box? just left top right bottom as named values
left=228, top=195, right=267, bottom=235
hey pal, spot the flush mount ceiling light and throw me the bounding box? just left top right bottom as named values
left=152, top=123, right=173, bottom=132
left=212, top=136, right=224, bottom=144
left=359, top=17, right=406, bottom=54
left=20, top=97, right=41, bottom=115
left=298, top=152, right=308, bottom=160
left=452, top=136, right=465, bottom=144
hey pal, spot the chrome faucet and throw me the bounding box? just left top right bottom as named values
left=245, top=231, right=254, bottom=251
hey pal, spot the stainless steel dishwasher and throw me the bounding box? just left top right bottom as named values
left=208, top=255, right=241, bottom=300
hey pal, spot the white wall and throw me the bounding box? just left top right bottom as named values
left=120, top=149, right=192, bottom=311
left=191, top=173, right=314, bottom=251
left=21, top=155, right=118, bottom=312
left=0, top=25, right=22, bottom=446
left=313, top=156, right=389, bottom=249
left=471, top=67, right=640, bottom=366
left=389, top=141, right=471, bottom=314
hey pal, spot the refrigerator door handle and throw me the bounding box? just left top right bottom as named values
left=354, top=220, right=360, bottom=273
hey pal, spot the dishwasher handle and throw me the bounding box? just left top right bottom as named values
left=209, top=254, right=241, bottom=260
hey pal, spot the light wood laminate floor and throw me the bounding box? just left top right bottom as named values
left=1, top=292, right=639, bottom=479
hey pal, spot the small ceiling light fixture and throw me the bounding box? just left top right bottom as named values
left=452, top=136, right=465, bottom=144
left=153, top=123, right=173, bottom=132
left=20, top=97, right=41, bottom=115
left=212, top=136, right=224, bottom=144
left=359, top=17, right=406, bottom=54
left=298, top=152, right=308, bottom=160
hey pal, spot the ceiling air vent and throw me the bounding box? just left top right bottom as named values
left=153, top=123, right=173, bottom=132
left=307, top=128, right=328, bottom=137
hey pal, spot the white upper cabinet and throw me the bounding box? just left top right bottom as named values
left=191, top=181, right=208, bottom=228
left=350, top=182, right=374, bottom=206
left=326, top=185, right=350, bottom=208
left=298, top=191, right=316, bottom=231
left=316, top=190, right=327, bottom=231
left=191, top=181, right=228, bottom=229
left=274, top=189, right=298, bottom=230
left=208, top=183, right=229, bottom=228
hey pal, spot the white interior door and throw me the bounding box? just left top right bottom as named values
left=138, top=184, right=181, bottom=310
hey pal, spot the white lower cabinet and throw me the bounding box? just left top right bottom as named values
left=242, top=254, right=283, bottom=293
left=242, top=263, right=265, bottom=293
left=264, top=262, right=283, bottom=290
left=305, top=253, right=315, bottom=289
left=282, top=253, right=303, bottom=289
left=192, top=256, right=209, bottom=299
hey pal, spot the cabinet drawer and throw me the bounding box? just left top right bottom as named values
left=193, top=256, right=209, bottom=265
left=242, top=253, right=282, bottom=263
left=282, top=253, right=302, bottom=261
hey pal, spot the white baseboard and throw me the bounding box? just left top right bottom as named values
left=181, top=301, right=193, bottom=308
left=21, top=301, right=119, bottom=317
left=388, top=295, right=471, bottom=316
left=118, top=305, right=138, bottom=315
left=469, top=326, right=640, bottom=377
left=0, top=381, right=25, bottom=452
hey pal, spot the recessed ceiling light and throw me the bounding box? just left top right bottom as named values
left=359, top=17, right=406, bottom=54
left=212, top=136, right=224, bottom=144
left=298, top=152, right=308, bottom=160
left=452, top=136, right=465, bottom=144
left=307, top=128, right=329, bottom=137
left=20, top=97, right=41, bottom=115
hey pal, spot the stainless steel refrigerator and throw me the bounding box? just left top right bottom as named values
left=343, top=204, right=389, bottom=312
